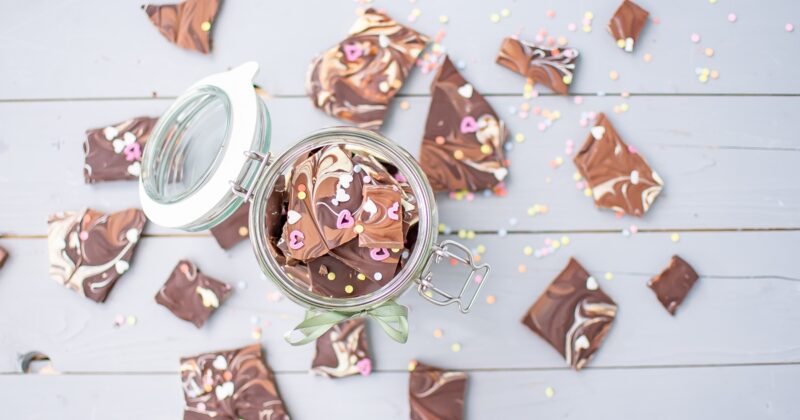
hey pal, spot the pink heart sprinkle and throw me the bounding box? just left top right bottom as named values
left=356, top=358, right=372, bottom=376
left=370, top=248, right=390, bottom=261
left=460, top=116, right=478, bottom=134
left=343, top=43, right=363, bottom=61
left=387, top=202, right=400, bottom=221
left=336, top=210, right=354, bottom=229
left=288, top=230, right=305, bottom=250
left=123, top=142, right=142, bottom=162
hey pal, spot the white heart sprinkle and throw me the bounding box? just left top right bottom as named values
left=335, top=187, right=350, bottom=204
left=338, top=173, right=353, bottom=189
left=112, top=139, right=125, bottom=153
left=494, top=167, right=508, bottom=181
left=215, top=382, right=234, bottom=400
left=114, top=260, right=129, bottom=274
left=362, top=198, right=378, bottom=216
left=630, top=170, right=640, bottom=185
left=575, top=335, right=590, bottom=350
left=125, top=228, right=140, bottom=243
left=122, top=132, right=136, bottom=145
left=287, top=210, right=301, bottom=225
left=378, top=34, right=390, bottom=48
left=590, top=126, right=606, bottom=140
left=127, top=161, right=141, bottom=176
left=103, top=126, right=118, bottom=141
left=586, top=276, right=598, bottom=290
left=457, top=83, right=474, bottom=98
left=212, top=355, right=228, bottom=370
left=196, top=286, right=220, bottom=308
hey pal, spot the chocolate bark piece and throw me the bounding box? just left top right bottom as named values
left=311, top=318, right=372, bottom=378
left=648, top=255, right=699, bottom=315
left=608, top=0, right=649, bottom=52
left=0, top=246, right=8, bottom=269
left=329, top=238, right=401, bottom=282
left=496, top=37, right=579, bottom=95
left=573, top=113, right=664, bottom=217
left=282, top=152, right=328, bottom=261
left=306, top=8, right=429, bottom=130
left=180, top=344, right=290, bottom=420
left=209, top=202, right=250, bottom=250
left=83, top=117, right=157, bottom=183
left=521, top=258, right=618, bottom=370
left=47, top=208, right=147, bottom=303
left=155, top=260, right=232, bottom=328
left=420, top=56, right=509, bottom=192
left=143, top=0, right=221, bottom=54
left=307, top=254, right=383, bottom=298
left=409, top=361, right=467, bottom=420
left=358, top=185, right=404, bottom=249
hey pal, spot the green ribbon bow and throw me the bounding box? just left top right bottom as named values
left=284, top=300, right=409, bottom=346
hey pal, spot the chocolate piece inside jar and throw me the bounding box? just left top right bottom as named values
left=264, top=144, right=418, bottom=299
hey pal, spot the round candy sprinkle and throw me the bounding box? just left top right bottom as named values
left=297, top=191, right=307, bottom=200
left=604, top=272, right=614, bottom=281
left=453, top=150, right=464, bottom=159
left=671, top=233, right=681, bottom=242
left=433, top=328, right=443, bottom=338
left=200, top=21, right=211, bottom=32
left=704, top=48, right=715, bottom=57
left=567, top=23, right=577, bottom=32
left=354, top=224, right=364, bottom=233
left=786, top=23, right=795, bottom=32
left=547, top=9, right=556, bottom=18
left=490, top=13, right=500, bottom=23
left=400, top=100, right=410, bottom=110
left=500, top=8, right=510, bottom=17
left=691, top=33, right=700, bottom=43
left=727, top=13, right=736, bottom=22
left=439, top=15, right=449, bottom=24
left=523, top=246, right=533, bottom=256
left=251, top=327, right=262, bottom=340
left=709, top=0, right=717, bottom=4
left=545, top=387, right=555, bottom=398
left=480, top=144, right=492, bottom=154
left=435, top=135, right=446, bottom=145
left=344, top=285, right=354, bottom=294
left=644, top=53, right=653, bottom=63
left=451, top=342, right=462, bottom=352
left=561, top=236, right=570, bottom=245
left=515, top=133, right=525, bottom=142
left=357, top=273, right=366, bottom=281
left=126, top=315, right=137, bottom=326
left=327, top=272, right=336, bottom=281
left=486, top=295, right=496, bottom=304
left=238, top=226, right=248, bottom=236
left=237, top=281, right=247, bottom=290
left=374, top=273, right=383, bottom=281
left=609, top=70, right=619, bottom=81
left=518, top=264, right=527, bottom=273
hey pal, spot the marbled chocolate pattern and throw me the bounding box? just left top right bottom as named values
left=329, top=238, right=402, bottom=282
left=420, top=56, right=508, bottom=192
left=573, top=113, right=664, bottom=217
left=143, top=0, right=221, bottom=54
left=0, top=246, right=8, bottom=269
left=358, top=185, right=404, bottom=249
left=83, top=117, right=157, bottom=183
left=307, top=254, right=383, bottom=298
left=608, top=0, right=650, bottom=52
left=155, top=260, right=232, bottom=328
left=409, top=361, right=467, bottom=420
left=496, top=37, right=579, bottom=95
left=306, top=9, right=429, bottom=129
left=311, top=318, right=371, bottom=378
left=47, top=208, right=146, bottom=303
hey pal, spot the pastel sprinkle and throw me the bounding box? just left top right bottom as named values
left=451, top=342, right=462, bottom=352
left=523, top=246, right=533, bottom=256
left=691, top=33, right=700, bottom=43
left=604, top=272, right=614, bottom=281
left=327, top=272, right=336, bottom=281
left=433, top=328, right=443, bottom=338
left=704, top=48, right=715, bottom=57
left=545, top=386, right=555, bottom=398
left=518, top=264, right=527, bottom=273
left=727, top=13, right=736, bottom=23
left=297, top=191, right=307, bottom=200
left=786, top=23, right=795, bottom=32
left=644, top=53, right=653, bottom=63
left=439, top=15, right=449, bottom=24
left=500, top=8, right=510, bottom=17
left=344, top=285, right=354, bottom=294
left=251, top=327, right=262, bottom=340
left=671, top=233, right=681, bottom=242
left=126, top=315, right=137, bottom=326
left=561, top=236, right=570, bottom=245
left=609, top=70, right=619, bottom=81
left=490, top=13, right=500, bottom=23
left=486, top=295, right=496, bottom=304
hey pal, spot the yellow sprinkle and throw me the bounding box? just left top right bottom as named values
left=583, top=188, right=593, bottom=197
left=451, top=342, right=462, bottom=352
left=476, top=245, right=486, bottom=254
left=466, top=230, right=476, bottom=239
left=573, top=172, right=583, bottom=181
left=354, top=224, right=364, bottom=233
left=453, top=150, right=464, bottom=160
left=458, top=229, right=467, bottom=239
left=251, top=327, right=262, bottom=340
left=523, top=246, right=533, bottom=256
left=344, top=285, right=354, bottom=294
left=620, top=103, right=630, bottom=112
left=391, top=248, right=400, bottom=253
left=297, top=191, right=307, bottom=200
left=616, top=39, right=626, bottom=48
left=327, top=272, right=336, bottom=281
left=709, top=0, right=717, bottom=4
left=643, top=53, right=653, bottom=63
left=411, top=8, right=422, bottom=17
left=561, top=236, right=570, bottom=245
left=425, top=290, right=434, bottom=298
left=704, top=47, right=715, bottom=57
left=486, top=295, right=496, bottom=304
left=584, top=11, right=594, bottom=20
left=433, top=328, right=443, bottom=338
left=357, top=273, right=366, bottom=281
left=609, top=70, right=619, bottom=81
left=562, top=74, right=573, bottom=85
left=439, top=15, right=449, bottom=24
left=604, top=272, right=614, bottom=280
left=490, top=13, right=500, bottom=23
left=200, top=21, right=212, bottom=32
left=518, top=264, right=527, bottom=273
left=126, top=315, right=137, bottom=326
left=671, top=233, right=681, bottom=242
left=500, top=8, right=511, bottom=17
left=551, top=240, right=561, bottom=249
left=699, top=74, right=709, bottom=83
left=545, top=386, right=555, bottom=398
left=582, top=25, right=592, bottom=33
left=408, top=360, right=418, bottom=371
left=515, top=133, right=526, bottom=143
left=438, top=223, right=446, bottom=233
left=555, top=156, right=564, bottom=165
left=480, top=144, right=493, bottom=155
left=558, top=36, right=568, bottom=46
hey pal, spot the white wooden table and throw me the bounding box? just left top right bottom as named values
left=1, top=1, right=799, bottom=418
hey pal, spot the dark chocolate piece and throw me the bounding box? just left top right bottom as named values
left=409, top=360, right=467, bottom=420
left=180, top=344, right=290, bottom=420
left=521, top=258, right=618, bottom=370
left=311, top=318, right=372, bottom=378
left=143, top=0, right=221, bottom=54
left=209, top=202, right=250, bottom=250
left=155, top=260, right=232, bottom=328
left=307, top=254, right=383, bottom=298
left=358, top=185, right=403, bottom=249
left=329, top=238, right=401, bottom=283
left=608, top=0, right=649, bottom=52
left=573, top=113, right=664, bottom=217
left=306, top=9, right=429, bottom=130
left=420, top=56, right=509, bottom=192
left=0, top=246, right=8, bottom=269
left=496, top=37, right=579, bottom=95
left=47, top=208, right=147, bottom=303
left=83, top=117, right=157, bottom=183
left=648, top=255, right=699, bottom=315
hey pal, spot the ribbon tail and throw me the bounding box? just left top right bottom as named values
left=284, top=310, right=350, bottom=346
left=368, top=302, right=409, bottom=344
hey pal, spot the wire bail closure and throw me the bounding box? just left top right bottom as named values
left=417, top=239, right=490, bottom=313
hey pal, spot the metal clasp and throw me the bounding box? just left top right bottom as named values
left=417, top=240, right=490, bottom=313
left=230, top=150, right=271, bottom=203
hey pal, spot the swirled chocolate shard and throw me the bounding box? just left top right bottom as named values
left=0, top=246, right=8, bottom=269
left=358, top=185, right=404, bottom=249
left=330, top=238, right=402, bottom=282
left=305, top=8, right=429, bottom=129
left=83, top=117, right=157, bottom=183
left=155, top=260, right=232, bottom=328
left=307, top=254, right=383, bottom=298
left=409, top=360, right=467, bottom=420
left=496, top=37, right=579, bottom=95
left=209, top=202, right=250, bottom=250
left=573, top=113, right=664, bottom=217
left=181, top=344, right=290, bottom=420
left=608, top=0, right=649, bottom=52
left=311, top=318, right=372, bottom=378
left=47, top=208, right=147, bottom=303
left=143, top=0, right=221, bottom=54
left=648, top=255, right=699, bottom=315
left=521, top=258, right=618, bottom=371
left=420, top=56, right=509, bottom=192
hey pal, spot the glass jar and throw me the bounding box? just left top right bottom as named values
left=139, top=62, right=490, bottom=345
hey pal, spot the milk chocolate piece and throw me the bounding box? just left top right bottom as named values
left=83, top=117, right=157, bottom=183
left=306, top=9, right=429, bottom=130
left=180, top=344, right=290, bottom=420
left=573, top=113, right=664, bottom=217
left=47, top=208, right=147, bottom=303
left=409, top=361, right=467, bottom=420
left=0, top=246, right=8, bottom=269
left=521, top=258, right=618, bottom=370
left=420, top=56, right=509, bottom=192
left=329, top=238, right=401, bottom=282
left=143, top=0, right=221, bottom=54
left=209, top=202, right=250, bottom=250
left=283, top=152, right=329, bottom=261
left=608, top=0, right=649, bottom=52
left=155, top=260, right=232, bottom=328
left=648, top=255, right=699, bottom=315
left=311, top=318, right=372, bottom=378
left=358, top=185, right=404, bottom=249
left=307, top=255, right=383, bottom=298
left=496, top=37, right=579, bottom=95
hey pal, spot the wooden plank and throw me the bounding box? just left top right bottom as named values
left=3, top=365, right=799, bottom=419
left=1, top=231, right=797, bottom=373
left=2, top=0, right=800, bottom=100
left=1, top=96, right=798, bottom=236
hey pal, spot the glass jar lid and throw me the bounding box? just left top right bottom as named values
left=139, top=62, right=271, bottom=231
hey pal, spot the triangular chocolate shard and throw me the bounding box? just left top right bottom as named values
left=143, top=0, right=221, bottom=54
